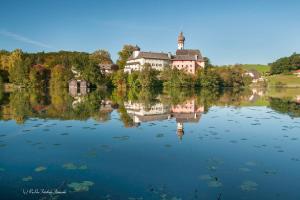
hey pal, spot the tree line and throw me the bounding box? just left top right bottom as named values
left=0, top=46, right=253, bottom=91
left=269, top=53, right=300, bottom=74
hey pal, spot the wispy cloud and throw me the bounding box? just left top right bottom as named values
left=0, top=30, right=52, bottom=49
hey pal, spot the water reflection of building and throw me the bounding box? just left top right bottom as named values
left=248, top=88, right=265, bottom=102
left=296, top=95, right=300, bottom=104
left=69, top=79, right=90, bottom=108
left=69, top=79, right=90, bottom=98
left=124, top=101, right=171, bottom=124
left=171, top=99, right=204, bottom=140
left=124, top=99, right=204, bottom=140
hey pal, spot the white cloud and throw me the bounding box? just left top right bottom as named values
left=0, top=30, right=52, bottom=49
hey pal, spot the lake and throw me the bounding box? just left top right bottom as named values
left=0, top=87, right=300, bottom=200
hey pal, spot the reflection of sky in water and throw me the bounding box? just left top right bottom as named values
left=0, top=106, right=300, bottom=200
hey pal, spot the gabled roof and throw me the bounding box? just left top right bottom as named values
left=173, top=49, right=204, bottom=61
left=128, top=51, right=170, bottom=60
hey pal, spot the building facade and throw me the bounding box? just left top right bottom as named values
left=124, top=32, right=205, bottom=74
left=171, top=32, right=205, bottom=74
left=124, top=46, right=171, bottom=73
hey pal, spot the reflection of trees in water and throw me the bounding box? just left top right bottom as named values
left=269, top=97, right=300, bottom=118
left=1, top=86, right=299, bottom=124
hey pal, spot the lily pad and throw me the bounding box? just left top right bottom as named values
left=156, top=133, right=164, bottom=138
left=67, top=181, right=94, bottom=192
left=240, top=180, right=258, bottom=191
left=34, top=166, right=47, bottom=172
left=62, top=163, right=88, bottom=170
left=22, top=176, right=32, bottom=182
left=239, top=167, right=251, bottom=172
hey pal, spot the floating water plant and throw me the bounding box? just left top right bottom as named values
left=62, top=163, right=88, bottom=170
left=67, top=181, right=94, bottom=192
left=112, top=135, right=130, bottom=141
left=240, top=181, right=258, bottom=191
left=208, top=180, right=222, bottom=188
left=199, top=174, right=222, bottom=188
left=22, top=176, right=32, bottom=182
left=34, top=166, right=47, bottom=172
left=239, top=167, right=251, bottom=172
left=156, top=133, right=164, bottom=138
left=264, top=169, right=277, bottom=175
left=245, top=161, right=257, bottom=167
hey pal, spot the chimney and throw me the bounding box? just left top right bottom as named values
left=195, top=55, right=198, bottom=60
left=168, top=52, right=172, bottom=59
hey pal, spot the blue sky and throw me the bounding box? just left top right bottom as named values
left=0, top=0, right=299, bottom=65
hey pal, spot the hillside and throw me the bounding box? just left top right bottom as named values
left=240, top=64, right=270, bottom=74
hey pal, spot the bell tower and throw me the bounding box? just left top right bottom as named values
left=177, top=32, right=185, bottom=50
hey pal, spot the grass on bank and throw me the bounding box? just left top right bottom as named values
left=267, top=74, right=300, bottom=87
left=240, top=64, right=270, bottom=74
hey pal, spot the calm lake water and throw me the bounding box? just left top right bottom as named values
left=0, top=87, right=300, bottom=200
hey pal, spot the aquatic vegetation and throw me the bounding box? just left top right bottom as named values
left=67, top=181, right=94, bottom=192
left=34, top=166, right=47, bottom=172
left=199, top=174, right=213, bottom=181
left=86, top=150, right=98, bottom=157
left=164, top=144, right=172, bottom=148
left=128, top=197, right=143, bottom=200
left=291, top=157, right=300, bottom=162
left=156, top=133, right=164, bottom=138
left=207, top=165, right=217, bottom=171
left=208, top=180, right=222, bottom=188
left=199, top=174, right=222, bottom=188
left=62, top=163, right=77, bottom=170
left=0, top=167, right=5, bottom=172
left=245, top=161, right=257, bottom=167
left=22, top=176, right=32, bottom=182
left=112, top=135, right=130, bottom=141
left=0, top=143, right=6, bottom=148
left=239, top=167, right=251, bottom=172
left=264, top=169, right=277, bottom=175
left=240, top=181, right=258, bottom=191
left=62, top=163, right=88, bottom=170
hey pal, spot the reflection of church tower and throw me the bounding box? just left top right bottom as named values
left=177, top=32, right=185, bottom=50
left=177, top=122, right=184, bottom=140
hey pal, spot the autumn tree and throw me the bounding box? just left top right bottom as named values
left=89, top=50, right=113, bottom=64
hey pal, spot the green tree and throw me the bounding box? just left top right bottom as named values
left=89, top=50, right=113, bottom=64
left=29, top=65, right=50, bottom=88
left=270, top=53, right=300, bottom=74
left=127, top=71, right=140, bottom=88
left=112, top=70, right=128, bottom=88
left=50, top=64, right=72, bottom=88
left=82, top=60, right=105, bottom=87
left=161, top=66, right=194, bottom=88
left=116, top=45, right=136, bottom=69
left=197, top=68, right=222, bottom=88
left=138, top=63, right=160, bottom=88
left=8, top=49, right=31, bottom=86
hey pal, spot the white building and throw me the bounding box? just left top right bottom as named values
left=124, top=32, right=205, bottom=74
left=124, top=46, right=171, bottom=73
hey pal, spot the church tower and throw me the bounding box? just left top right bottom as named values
left=177, top=32, right=185, bottom=50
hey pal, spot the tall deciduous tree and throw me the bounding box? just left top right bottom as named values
left=116, top=45, right=136, bottom=69
left=89, top=50, right=113, bottom=64
left=8, top=49, right=31, bottom=86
